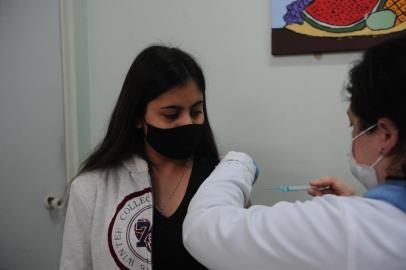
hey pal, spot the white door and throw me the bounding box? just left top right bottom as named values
left=0, top=0, right=66, bottom=268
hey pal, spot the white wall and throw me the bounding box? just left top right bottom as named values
left=0, top=0, right=369, bottom=268
left=0, top=0, right=65, bottom=269
left=78, top=0, right=366, bottom=205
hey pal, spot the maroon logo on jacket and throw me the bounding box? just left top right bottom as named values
left=134, top=218, right=152, bottom=252
left=108, top=188, right=152, bottom=269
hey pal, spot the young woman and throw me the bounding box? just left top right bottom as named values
left=60, top=45, right=219, bottom=269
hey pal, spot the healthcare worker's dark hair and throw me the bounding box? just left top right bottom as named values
left=79, top=45, right=219, bottom=173
left=345, top=34, right=406, bottom=177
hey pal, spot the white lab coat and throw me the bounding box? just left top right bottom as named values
left=183, top=152, right=406, bottom=270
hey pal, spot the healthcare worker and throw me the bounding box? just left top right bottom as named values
left=183, top=34, right=406, bottom=270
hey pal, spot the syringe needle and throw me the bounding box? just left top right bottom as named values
left=264, top=185, right=309, bottom=192
left=265, top=185, right=330, bottom=192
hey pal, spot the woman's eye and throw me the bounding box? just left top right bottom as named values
left=164, top=113, right=179, bottom=120
left=191, top=110, right=203, bottom=117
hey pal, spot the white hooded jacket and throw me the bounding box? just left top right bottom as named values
left=60, top=156, right=153, bottom=270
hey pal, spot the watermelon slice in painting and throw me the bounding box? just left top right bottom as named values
left=302, top=0, right=386, bottom=32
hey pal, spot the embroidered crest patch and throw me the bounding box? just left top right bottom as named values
left=108, top=188, right=152, bottom=269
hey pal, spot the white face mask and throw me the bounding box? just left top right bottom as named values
left=349, top=124, right=384, bottom=189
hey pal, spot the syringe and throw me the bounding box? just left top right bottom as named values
left=266, top=185, right=330, bottom=192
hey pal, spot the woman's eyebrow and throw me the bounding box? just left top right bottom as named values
left=160, top=100, right=203, bottom=110
left=190, top=100, right=203, bottom=108
left=160, top=105, right=182, bottom=110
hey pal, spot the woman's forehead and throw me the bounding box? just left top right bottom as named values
left=153, top=82, right=203, bottom=105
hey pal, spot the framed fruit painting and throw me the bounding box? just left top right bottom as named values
left=272, top=0, right=406, bottom=55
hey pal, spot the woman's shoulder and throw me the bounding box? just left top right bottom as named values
left=69, top=169, right=111, bottom=199
left=70, top=164, right=124, bottom=189
left=194, top=156, right=219, bottom=170
left=189, top=156, right=219, bottom=187
left=70, top=156, right=149, bottom=194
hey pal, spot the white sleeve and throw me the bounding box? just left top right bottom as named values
left=59, top=180, right=93, bottom=270
left=183, top=151, right=349, bottom=270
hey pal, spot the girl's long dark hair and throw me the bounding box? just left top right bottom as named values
left=79, top=45, right=219, bottom=174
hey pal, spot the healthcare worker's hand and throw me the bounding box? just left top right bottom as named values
left=308, top=176, right=355, bottom=197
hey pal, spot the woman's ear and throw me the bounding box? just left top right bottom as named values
left=136, top=121, right=142, bottom=129
left=137, top=120, right=148, bottom=136
left=377, top=118, right=399, bottom=155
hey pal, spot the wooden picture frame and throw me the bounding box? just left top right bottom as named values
left=271, top=0, right=406, bottom=55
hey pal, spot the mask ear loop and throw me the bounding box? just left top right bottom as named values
left=352, top=123, right=378, bottom=141
left=351, top=123, right=378, bottom=157
left=371, top=154, right=384, bottom=168
left=351, top=123, right=383, bottom=167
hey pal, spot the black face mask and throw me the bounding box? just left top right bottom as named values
left=145, top=123, right=204, bottom=159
